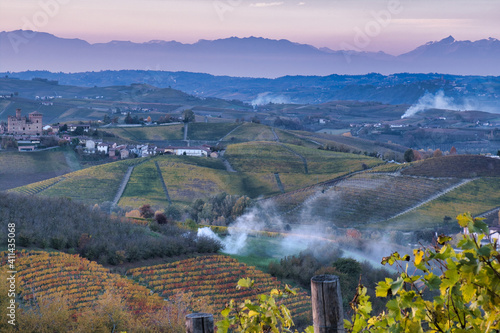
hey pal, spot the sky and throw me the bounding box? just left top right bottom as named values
left=0, top=0, right=499, bottom=55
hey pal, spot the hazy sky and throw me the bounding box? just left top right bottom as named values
left=1, top=0, right=498, bottom=55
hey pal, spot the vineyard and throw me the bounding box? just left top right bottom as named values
left=10, top=159, right=133, bottom=205
left=225, top=142, right=308, bottom=173
left=118, top=161, right=167, bottom=208
left=104, top=124, right=184, bottom=141
left=187, top=122, right=240, bottom=141
left=281, top=173, right=464, bottom=227
left=401, top=155, right=500, bottom=178
left=220, top=123, right=277, bottom=143
left=128, top=255, right=312, bottom=322
left=282, top=143, right=384, bottom=174
left=3, top=250, right=166, bottom=314
left=388, top=177, right=500, bottom=229
left=0, top=148, right=77, bottom=191
left=7, top=177, right=64, bottom=196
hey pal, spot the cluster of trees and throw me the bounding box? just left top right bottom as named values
left=268, top=244, right=395, bottom=315
left=189, top=192, right=251, bottom=226
left=0, top=136, right=17, bottom=149
left=404, top=147, right=457, bottom=162
left=273, top=117, right=303, bottom=130
left=0, top=192, right=221, bottom=265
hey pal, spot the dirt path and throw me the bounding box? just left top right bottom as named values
left=271, top=127, right=280, bottom=142
left=111, top=166, right=135, bottom=209
left=218, top=124, right=243, bottom=144
left=274, top=173, right=285, bottom=193
left=155, top=161, right=172, bottom=203
left=280, top=144, right=308, bottom=174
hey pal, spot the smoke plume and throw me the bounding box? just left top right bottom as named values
left=401, top=90, right=473, bottom=118
left=251, top=92, right=290, bottom=107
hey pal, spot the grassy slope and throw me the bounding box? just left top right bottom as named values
left=0, top=148, right=80, bottom=191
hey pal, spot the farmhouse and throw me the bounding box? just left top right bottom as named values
left=163, top=146, right=211, bottom=157
left=7, top=109, right=43, bottom=136
left=17, top=140, right=41, bottom=151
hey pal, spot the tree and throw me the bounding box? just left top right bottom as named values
left=72, top=126, right=85, bottom=136
left=450, top=146, right=457, bottom=155
left=124, top=112, right=134, bottom=124
left=155, top=212, right=168, bottom=225
left=403, top=149, right=414, bottom=162
left=183, top=109, right=195, bottom=123
left=433, top=148, right=443, bottom=158
left=345, top=212, right=500, bottom=332
left=103, top=114, right=111, bottom=124
left=139, top=204, right=154, bottom=219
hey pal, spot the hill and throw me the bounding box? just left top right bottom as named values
left=0, top=78, right=251, bottom=123
left=262, top=154, right=500, bottom=230
left=401, top=155, right=500, bottom=178
left=3, top=70, right=500, bottom=109
left=0, top=148, right=81, bottom=191
left=386, top=177, right=500, bottom=229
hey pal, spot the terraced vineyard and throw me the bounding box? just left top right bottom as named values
left=128, top=255, right=312, bottom=322
left=118, top=161, right=167, bottom=208
left=156, top=159, right=266, bottom=203
left=225, top=142, right=310, bottom=173
left=389, top=177, right=500, bottom=229
left=10, top=160, right=133, bottom=205
left=0, top=148, right=79, bottom=191
left=282, top=144, right=384, bottom=174
left=5, top=250, right=165, bottom=313
left=283, top=173, right=463, bottom=227
left=401, top=155, right=500, bottom=178
left=7, top=176, right=64, bottom=195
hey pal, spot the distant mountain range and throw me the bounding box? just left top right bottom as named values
left=1, top=31, right=499, bottom=77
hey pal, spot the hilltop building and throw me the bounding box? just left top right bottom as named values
left=7, top=109, right=43, bottom=135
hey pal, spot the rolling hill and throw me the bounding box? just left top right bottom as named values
left=0, top=147, right=81, bottom=191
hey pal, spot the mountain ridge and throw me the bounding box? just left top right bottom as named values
left=1, top=31, right=499, bottom=77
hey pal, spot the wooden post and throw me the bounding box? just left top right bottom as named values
left=185, top=313, right=214, bottom=333
left=311, top=274, right=344, bottom=333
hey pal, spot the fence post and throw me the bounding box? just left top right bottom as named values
left=185, top=313, right=214, bottom=333
left=311, top=274, right=344, bottom=333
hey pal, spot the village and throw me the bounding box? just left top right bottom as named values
left=0, top=108, right=218, bottom=158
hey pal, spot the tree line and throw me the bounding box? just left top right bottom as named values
left=0, top=192, right=222, bottom=265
